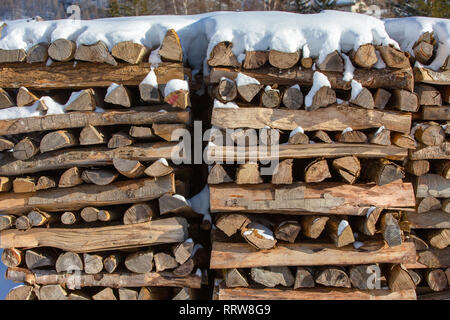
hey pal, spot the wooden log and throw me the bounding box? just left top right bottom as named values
left=332, top=156, right=361, bottom=184
left=25, top=249, right=56, bottom=269
left=282, top=85, right=303, bottom=109
left=0, top=88, right=14, bottom=109
left=13, top=177, right=37, bottom=193
left=416, top=174, right=450, bottom=198
left=300, top=216, right=329, bottom=239
left=173, top=258, right=195, bottom=277
left=377, top=46, right=410, bottom=69
left=55, top=252, right=83, bottom=272
left=159, top=194, right=195, bottom=216
left=60, top=211, right=78, bottom=225
left=65, top=89, right=97, bottom=112
left=351, top=44, right=378, bottom=68
left=417, top=196, right=442, bottom=213
left=224, top=269, right=249, bottom=288
left=387, top=264, right=416, bottom=291
left=145, top=159, right=173, bottom=177
left=415, top=123, right=445, bottom=146
left=317, top=51, right=344, bottom=72
left=261, top=86, right=281, bottom=108
left=104, top=84, right=133, bottom=107
left=309, top=86, right=336, bottom=110
left=210, top=241, right=416, bottom=269
left=409, top=234, right=430, bottom=252
left=304, top=158, right=331, bottom=183
left=125, top=250, right=154, bottom=273
left=81, top=169, right=118, bottom=186
left=164, top=87, right=191, bottom=109
left=5, top=285, right=36, bottom=300
left=210, top=180, right=415, bottom=215
left=271, top=159, right=293, bottom=185
left=389, top=89, right=419, bottom=112
left=79, top=125, right=108, bottom=145
left=288, top=131, right=309, bottom=145
left=370, top=127, right=391, bottom=146
left=154, top=252, right=178, bottom=272
left=0, top=215, right=16, bottom=231
left=159, top=29, right=183, bottom=62
left=409, top=143, right=450, bottom=160
left=405, top=160, right=430, bottom=176
left=350, top=87, right=375, bottom=109
left=426, top=229, right=449, bottom=249
left=123, top=203, right=156, bottom=225
left=237, top=82, right=262, bottom=103
left=211, top=105, right=411, bottom=133
left=80, top=207, right=99, bottom=223
left=0, top=177, right=12, bottom=192
left=235, top=163, right=262, bottom=184
left=40, top=130, right=77, bottom=153
left=112, top=41, right=150, bottom=64
left=241, top=222, right=277, bottom=250
left=349, top=265, right=379, bottom=290
left=17, top=87, right=39, bottom=107
left=443, top=199, right=450, bottom=214
left=413, top=41, right=434, bottom=64
left=380, top=213, right=403, bottom=247
left=48, top=39, right=76, bottom=62
left=326, top=218, right=355, bottom=248
left=28, top=209, right=55, bottom=227
left=392, top=133, right=416, bottom=149
left=119, top=288, right=138, bottom=300
left=293, top=267, right=315, bottom=289
left=0, top=49, right=26, bottom=63
left=152, top=123, right=187, bottom=141
left=59, top=167, right=83, bottom=188
left=373, top=88, right=391, bottom=110
left=208, top=42, right=239, bottom=67
left=173, top=239, right=195, bottom=265
left=138, top=287, right=171, bottom=300
left=315, top=267, right=351, bottom=288
left=39, top=284, right=68, bottom=300
left=363, top=158, right=405, bottom=186
left=425, top=269, right=447, bottom=292
left=215, top=213, right=250, bottom=237
left=83, top=253, right=104, bottom=275
left=268, top=50, right=300, bottom=69
left=97, top=209, right=121, bottom=222
left=13, top=137, right=39, bottom=161
left=103, top=254, right=121, bottom=274
left=0, top=175, right=175, bottom=215
left=336, top=129, right=368, bottom=143
left=274, top=220, right=301, bottom=243
left=407, top=211, right=450, bottom=229
left=15, top=216, right=32, bottom=230
left=416, top=248, right=450, bottom=268
left=251, top=267, right=295, bottom=288
left=243, top=51, right=268, bottom=69
left=129, top=126, right=155, bottom=139
left=92, top=288, right=116, bottom=300
left=352, top=206, right=382, bottom=237
left=407, top=269, right=422, bottom=286
left=1, top=248, right=23, bottom=268
left=0, top=138, right=14, bottom=151
left=74, top=41, right=117, bottom=65
left=26, top=43, right=49, bottom=63
left=113, top=158, right=146, bottom=179
left=415, top=84, right=442, bottom=106
left=208, top=164, right=233, bottom=184
left=216, top=77, right=237, bottom=102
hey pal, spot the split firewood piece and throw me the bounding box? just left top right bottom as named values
left=300, top=216, right=329, bottom=239
left=15, top=216, right=32, bottom=230
left=293, top=267, right=315, bottom=289
left=380, top=213, right=403, bottom=247
left=425, top=269, right=447, bottom=292
left=435, top=161, right=450, bottom=179
left=74, top=41, right=117, bottom=66
left=13, top=177, right=37, bottom=193
left=0, top=49, right=26, bottom=63
left=48, top=39, right=76, bottom=62
left=230, top=128, right=259, bottom=146
left=415, top=84, right=442, bottom=106
left=159, top=194, right=194, bottom=216
left=288, top=128, right=309, bottom=145
left=108, top=131, right=134, bottom=148
left=92, top=288, right=117, bottom=300
left=349, top=265, right=379, bottom=290
left=207, top=41, right=239, bottom=67
left=13, top=137, right=39, bottom=160
left=407, top=269, right=422, bottom=286
left=0, top=88, right=14, bottom=109
left=123, top=203, right=156, bottom=225
left=350, top=87, right=375, bottom=109
left=154, top=252, right=178, bottom=272
left=282, top=85, right=303, bottom=109
left=370, top=127, right=391, bottom=146
left=373, top=88, right=391, bottom=110
left=40, top=285, right=68, bottom=300
left=208, top=164, right=233, bottom=184
left=391, top=133, right=415, bottom=149
left=172, top=287, right=193, bottom=300
left=164, top=83, right=191, bottom=109
left=113, top=158, right=145, bottom=179
left=409, top=233, right=429, bottom=251
left=61, top=211, right=78, bottom=225
left=216, top=77, right=237, bottom=102
left=271, top=159, right=293, bottom=185
left=261, top=86, right=281, bottom=108
left=353, top=207, right=382, bottom=236
left=304, top=158, right=331, bottom=183
left=5, top=286, right=37, bottom=300
left=0, top=138, right=14, bottom=151
left=326, top=217, right=355, bottom=248
left=251, top=267, right=295, bottom=288
left=274, top=221, right=301, bottom=243
left=310, top=86, right=336, bottom=110
left=145, top=158, right=173, bottom=177
left=235, top=74, right=262, bottom=102
left=111, top=41, right=150, bottom=64
left=173, top=239, right=194, bottom=265
left=405, top=160, right=430, bottom=176
left=17, top=87, right=39, bottom=106
left=119, top=288, right=138, bottom=301
left=386, top=264, right=416, bottom=291
left=268, top=50, right=300, bottom=69
left=0, top=215, right=16, bottom=231
left=59, top=167, right=83, bottom=188
left=65, top=89, right=97, bottom=111
left=68, top=291, right=91, bottom=300
left=79, top=125, right=109, bottom=145
left=215, top=214, right=250, bottom=237
left=390, top=89, right=419, bottom=112
left=351, top=44, right=378, bottom=68
left=173, top=257, right=195, bottom=277
left=336, top=128, right=367, bottom=143
left=81, top=169, right=119, bottom=186
left=26, top=249, right=56, bottom=269
left=312, top=130, right=332, bottom=144
left=332, top=156, right=361, bottom=184
left=224, top=268, right=249, bottom=288
left=0, top=176, right=12, bottom=192
left=1, top=248, right=23, bottom=268
left=125, top=250, right=154, bottom=273
left=416, top=196, right=441, bottom=213
left=159, top=29, right=183, bottom=62
left=315, top=267, right=351, bottom=288
left=97, top=208, right=121, bottom=222
left=83, top=253, right=104, bottom=274
left=80, top=207, right=99, bottom=223
left=152, top=123, right=186, bottom=141
left=377, top=46, right=410, bottom=69
left=103, top=254, right=121, bottom=273
left=138, top=287, right=171, bottom=300
left=241, top=222, right=277, bottom=250
left=413, top=33, right=434, bottom=64
left=235, top=163, right=262, bottom=184
left=28, top=209, right=56, bottom=227
left=426, top=229, right=449, bottom=249
left=129, top=126, right=155, bottom=139
left=35, top=176, right=56, bottom=191
left=415, top=123, right=445, bottom=146
left=301, top=57, right=313, bottom=68
left=104, top=84, right=133, bottom=107
left=55, top=252, right=83, bottom=273
left=26, top=43, right=49, bottom=63
left=363, top=158, right=404, bottom=186
left=317, top=51, right=344, bottom=72
left=243, top=51, right=268, bottom=69
left=416, top=174, right=450, bottom=198
left=443, top=199, right=450, bottom=214
left=40, top=130, right=77, bottom=153
left=139, top=71, right=161, bottom=103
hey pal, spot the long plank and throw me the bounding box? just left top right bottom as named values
left=0, top=216, right=187, bottom=252
left=0, top=62, right=184, bottom=89
left=215, top=284, right=416, bottom=300
left=0, top=106, right=191, bottom=136
left=407, top=211, right=450, bottom=229
left=211, top=105, right=411, bottom=133
left=422, top=106, right=450, bottom=120
left=210, top=241, right=416, bottom=269
left=414, top=66, right=450, bottom=85
left=210, top=180, right=415, bottom=215
left=0, top=142, right=180, bottom=176
left=206, top=143, right=408, bottom=162
left=409, top=143, right=450, bottom=160
left=6, top=268, right=201, bottom=289
left=208, top=66, right=414, bottom=91
left=0, top=175, right=175, bottom=215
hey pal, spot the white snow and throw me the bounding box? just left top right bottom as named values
left=156, top=158, right=169, bottom=166
left=342, top=53, right=355, bottom=82
left=46, top=58, right=53, bottom=67
left=337, top=220, right=349, bottom=236
left=305, top=72, right=331, bottom=110
left=235, top=73, right=260, bottom=87
left=291, top=84, right=301, bottom=91
left=0, top=96, right=65, bottom=120
left=237, top=53, right=246, bottom=64
left=342, top=127, right=353, bottom=134
left=366, top=206, right=376, bottom=218
left=187, top=185, right=211, bottom=223
left=164, top=79, right=189, bottom=97
left=185, top=238, right=194, bottom=243
left=195, top=268, right=202, bottom=277
left=243, top=223, right=275, bottom=240
left=64, top=90, right=83, bottom=107
left=374, top=50, right=387, bottom=69
left=264, top=85, right=278, bottom=93
left=374, top=126, right=385, bottom=137
left=289, top=126, right=305, bottom=137
left=213, top=99, right=239, bottom=109
left=350, top=79, right=363, bottom=100
left=172, top=194, right=188, bottom=203
left=302, top=44, right=310, bottom=58
left=141, top=67, right=158, bottom=87
left=149, top=46, right=162, bottom=65
left=105, top=83, right=120, bottom=97
left=192, top=243, right=204, bottom=257
left=385, top=17, right=450, bottom=71
left=353, top=241, right=364, bottom=249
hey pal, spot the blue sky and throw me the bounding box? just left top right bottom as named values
left=0, top=249, right=19, bottom=300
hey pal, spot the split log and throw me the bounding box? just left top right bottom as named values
left=417, top=196, right=441, bottom=213
left=59, top=167, right=83, bottom=188
left=0, top=49, right=26, bottom=63
left=235, top=163, right=262, bottom=184
left=79, top=125, right=108, bottom=145
left=119, top=288, right=138, bottom=300
left=138, top=287, right=171, bottom=300
left=380, top=213, right=403, bottom=247
left=426, top=229, right=449, bottom=249
left=351, top=44, right=377, bottom=68
left=0, top=215, right=16, bottom=231
left=81, top=169, right=118, bottom=186
left=407, top=211, right=450, bottom=229
left=173, top=258, right=195, bottom=277
left=409, top=234, right=429, bottom=251
left=294, top=267, right=315, bottom=289
left=5, top=286, right=36, bottom=300
left=413, top=41, right=434, bottom=64
left=415, top=84, right=442, bottom=106
left=40, top=285, right=68, bottom=300
left=268, top=50, right=300, bottom=69
left=392, top=133, right=416, bottom=149
left=80, top=207, right=99, bottom=223
left=0, top=88, right=14, bottom=108
left=173, top=239, right=195, bottom=265
left=370, top=128, right=391, bottom=146
left=83, top=253, right=104, bottom=274
left=216, top=77, right=237, bottom=102
left=1, top=248, right=23, bottom=268
left=336, top=129, right=368, bottom=143
left=25, top=249, right=56, bottom=269
left=317, top=51, right=344, bottom=72
left=215, top=213, right=250, bottom=237
left=261, top=86, right=281, bottom=108
left=48, top=39, right=76, bottom=62
left=326, top=218, right=355, bottom=248
left=251, top=267, right=295, bottom=288
left=0, top=176, right=12, bottom=192
left=350, top=87, right=375, bottom=109
left=309, top=86, right=336, bottom=110
left=123, top=203, right=156, bottom=225
left=349, top=265, right=379, bottom=290
left=241, top=222, right=277, bottom=250
left=389, top=90, right=419, bottom=112
left=113, top=158, right=146, bottom=178
left=159, top=194, right=195, bottom=216
left=282, top=85, right=303, bottom=109
left=304, top=158, right=331, bottom=183
left=208, top=42, right=239, bottom=67
left=28, top=209, right=56, bottom=227
left=274, top=221, right=301, bottom=243
left=363, top=158, right=405, bottom=186
left=407, top=269, right=422, bottom=286
left=93, top=288, right=116, bottom=300
left=315, top=267, right=351, bottom=288
left=409, top=143, right=450, bottom=160
left=13, top=177, right=37, bottom=193
left=13, top=137, right=39, bottom=160
left=139, top=77, right=161, bottom=103
left=145, top=159, right=173, bottom=177
left=36, top=176, right=56, bottom=191
left=353, top=207, right=382, bottom=236
left=172, top=288, right=193, bottom=300
left=55, top=252, right=83, bottom=273
left=96, top=208, right=119, bottom=222
left=224, top=269, right=249, bottom=288
left=387, top=264, right=416, bottom=292
left=377, top=46, right=410, bottom=69
left=425, top=269, right=447, bottom=292
left=243, top=51, right=268, bottom=69
left=61, top=211, right=78, bottom=225
left=405, top=160, right=430, bottom=176
left=0, top=138, right=14, bottom=151
left=104, top=84, right=133, bottom=107
left=416, top=174, right=450, bottom=198
left=129, top=126, right=155, bottom=139
left=443, top=199, right=450, bottom=213
left=26, top=43, right=49, bottom=63
left=65, top=88, right=97, bottom=111
left=332, top=156, right=361, bottom=184
left=154, top=252, right=178, bottom=272
left=271, top=159, right=293, bottom=185
left=415, top=123, right=445, bottom=146
left=74, top=41, right=117, bottom=65
left=40, top=130, right=77, bottom=153
left=125, top=250, right=154, bottom=273
left=15, top=216, right=32, bottom=230
left=373, top=88, right=391, bottom=110
left=17, top=87, right=39, bottom=106
left=152, top=123, right=187, bottom=141
left=288, top=131, right=309, bottom=145
left=104, top=254, right=121, bottom=274
left=237, top=82, right=262, bottom=103
left=300, top=216, right=329, bottom=239
left=159, top=29, right=183, bottom=62
left=207, top=164, right=233, bottom=184
left=416, top=248, right=450, bottom=268
left=112, top=41, right=150, bottom=64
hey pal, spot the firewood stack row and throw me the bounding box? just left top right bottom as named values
left=204, top=38, right=448, bottom=300
left=0, top=29, right=209, bottom=300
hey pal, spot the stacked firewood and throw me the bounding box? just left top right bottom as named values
left=204, top=41, right=432, bottom=300
left=0, top=30, right=209, bottom=300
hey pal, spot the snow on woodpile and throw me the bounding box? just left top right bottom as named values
left=384, top=17, right=450, bottom=71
